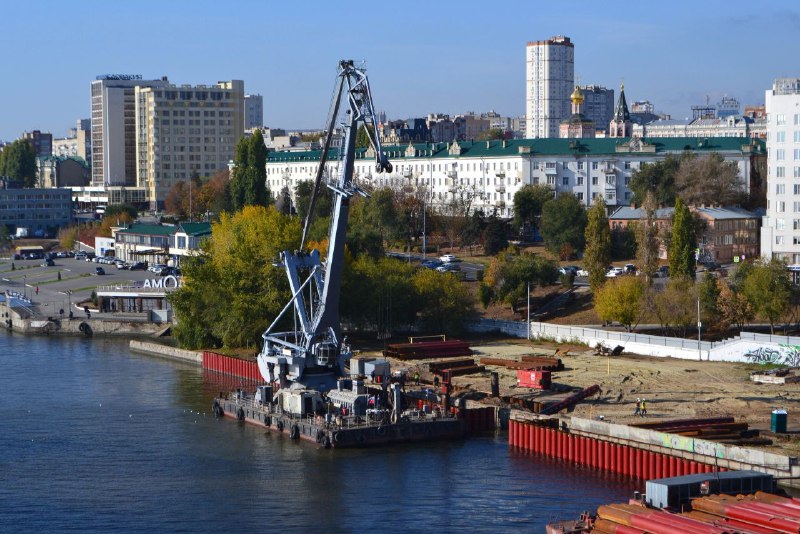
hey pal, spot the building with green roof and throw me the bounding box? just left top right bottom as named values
left=265, top=136, right=765, bottom=218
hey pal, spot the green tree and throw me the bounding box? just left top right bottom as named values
left=652, top=276, right=697, bottom=337
left=229, top=130, right=270, bottom=211
left=0, top=139, right=37, bottom=187
left=360, top=188, right=402, bottom=246
left=741, top=259, right=792, bottom=334
left=483, top=250, right=559, bottom=305
left=669, top=197, right=695, bottom=278
left=356, top=125, right=374, bottom=149
left=583, top=197, right=611, bottom=291
left=483, top=212, right=508, bottom=256
left=276, top=186, right=292, bottom=215
left=476, top=128, right=505, bottom=141
left=540, top=193, right=587, bottom=256
left=628, top=154, right=680, bottom=206
left=512, top=184, right=553, bottom=232
left=635, top=192, right=660, bottom=283
left=413, top=268, right=476, bottom=334
left=697, top=271, right=721, bottom=330
left=104, top=203, right=139, bottom=220
left=294, top=180, right=333, bottom=222
left=594, top=276, right=645, bottom=332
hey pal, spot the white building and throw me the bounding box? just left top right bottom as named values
left=266, top=136, right=763, bottom=219
left=526, top=36, right=574, bottom=139
left=244, top=94, right=264, bottom=129
left=634, top=116, right=766, bottom=139
left=761, top=78, right=800, bottom=267
left=90, top=75, right=168, bottom=187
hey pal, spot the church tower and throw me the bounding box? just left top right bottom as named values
left=559, top=86, right=594, bottom=138
left=609, top=82, right=632, bottom=137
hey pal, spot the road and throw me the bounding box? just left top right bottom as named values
left=0, top=256, right=164, bottom=317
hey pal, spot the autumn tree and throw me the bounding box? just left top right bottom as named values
left=652, top=276, right=697, bottom=337
left=669, top=197, right=696, bottom=278
left=540, top=193, right=587, bottom=257
left=629, top=154, right=680, bottom=207
left=583, top=197, right=611, bottom=291
left=229, top=129, right=270, bottom=211
left=58, top=226, right=79, bottom=251
left=717, top=280, right=753, bottom=331
left=635, top=192, right=660, bottom=283
left=594, top=276, right=645, bottom=332
left=196, top=169, right=232, bottom=217
left=476, top=128, right=505, bottom=141
left=169, top=205, right=301, bottom=349
left=482, top=250, right=559, bottom=306
left=413, top=268, right=476, bottom=334
left=675, top=153, right=743, bottom=207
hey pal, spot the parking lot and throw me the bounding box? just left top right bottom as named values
left=0, top=255, right=172, bottom=317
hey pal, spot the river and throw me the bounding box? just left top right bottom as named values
left=0, top=333, right=636, bottom=532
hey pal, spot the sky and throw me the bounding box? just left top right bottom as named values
left=1, top=0, right=799, bottom=140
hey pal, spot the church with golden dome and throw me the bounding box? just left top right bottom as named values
left=559, top=85, right=595, bottom=138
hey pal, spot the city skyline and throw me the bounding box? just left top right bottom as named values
left=1, top=0, right=798, bottom=141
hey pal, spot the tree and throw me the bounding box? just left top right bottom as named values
left=413, top=268, right=475, bottom=334
left=169, top=205, right=302, bottom=349
left=628, top=154, right=680, bottom=207
left=58, top=226, right=79, bottom=251
left=635, top=192, right=660, bottom=284
left=276, top=186, right=292, bottom=215
left=196, top=169, right=232, bottom=217
left=697, top=271, right=721, bottom=331
left=483, top=212, right=508, bottom=256
left=741, top=259, right=792, bottom=334
left=229, top=130, right=270, bottom=211
left=476, top=128, right=505, bottom=141
left=652, top=276, right=697, bottom=337
left=668, top=197, right=695, bottom=278
left=594, top=276, right=645, bottom=332
left=583, top=197, right=611, bottom=291
left=164, top=181, right=190, bottom=218
left=104, top=203, right=138, bottom=221
left=356, top=125, right=374, bottom=149
left=359, top=188, right=403, bottom=246
left=0, top=139, right=37, bottom=187
left=512, top=184, right=553, bottom=233
left=294, top=180, right=332, bottom=222
left=676, top=153, right=743, bottom=207
left=540, top=193, right=587, bottom=257
left=717, top=280, right=753, bottom=330
left=483, top=249, right=559, bottom=306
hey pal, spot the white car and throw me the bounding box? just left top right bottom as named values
left=606, top=267, right=624, bottom=277
left=576, top=268, right=589, bottom=277
left=439, top=254, right=457, bottom=263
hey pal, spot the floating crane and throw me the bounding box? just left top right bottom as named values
left=257, top=60, right=392, bottom=390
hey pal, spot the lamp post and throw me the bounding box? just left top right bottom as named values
left=697, top=295, right=702, bottom=361
left=23, top=275, right=26, bottom=300
left=67, top=290, right=72, bottom=319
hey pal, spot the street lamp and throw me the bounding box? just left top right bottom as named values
left=67, top=290, right=73, bottom=319
left=23, top=275, right=26, bottom=300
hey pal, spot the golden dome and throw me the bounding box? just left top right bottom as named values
left=570, top=86, right=584, bottom=104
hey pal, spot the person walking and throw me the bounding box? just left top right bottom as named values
left=414, top=371, right=420, bottom=386
left=633, top=398, right=641, bottom=417
left=640, top=399, right=648, bottom=417
left=35, top=286, right=39, bottom=295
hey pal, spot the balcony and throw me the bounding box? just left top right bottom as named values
left=447, top=170, right=458, bottom=179
left=495, top=171, right=506, bottom=179
left=496, top=183, right=506, bottom=193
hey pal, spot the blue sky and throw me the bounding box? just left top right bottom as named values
left=1, top=0, right=799, bottom=140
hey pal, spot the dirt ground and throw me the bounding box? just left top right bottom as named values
left=373, top=338, right=800, bottom=457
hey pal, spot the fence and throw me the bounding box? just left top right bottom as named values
left=467, top=319, right=800, bottom=364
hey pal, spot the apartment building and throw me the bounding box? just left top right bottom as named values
left=761, top=78, right=800, bottom=267
left=265, top=136, right=763, bottom=219
left=52, top=119, right=91, bottom=164
left=526, top=36, right=574, bottom=139
left=134, top=80, right=245, bottom=209
left=244, top=94, right=263, bottom=129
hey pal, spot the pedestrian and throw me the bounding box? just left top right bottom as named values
left=414, top=371, right=420, bottom=386
left=633, top=398, right=641, bottom=417
left=640, top=399, right=647, bottom=417
left=35, top=286, right=39, bottom=295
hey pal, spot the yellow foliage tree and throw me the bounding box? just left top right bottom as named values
left=594, top=276, right=645, bottom=332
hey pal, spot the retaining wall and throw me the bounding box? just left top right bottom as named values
left=129, top=340, right=202, bottom=364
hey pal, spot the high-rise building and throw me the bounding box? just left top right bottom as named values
left=52, top=119, right=91, bottom=164
left=761, top=78, right=800, bottom=268
left=578, top=85, right=614, bottom=135
left=244, top=94, right=263, bottom=129
left=90, top=75, right=168, bottom=187
left=134, top=80, right=245, bottom=209
left=525, top=36, right=574, bottom=139
left=22, top=130, right=52, bottom=157
left=717, top=95, right=740, bottom=119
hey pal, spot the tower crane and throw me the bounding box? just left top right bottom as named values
left=257, top=60, right=392, bottom=390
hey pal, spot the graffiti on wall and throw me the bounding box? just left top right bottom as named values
left=744, top=344, right=800, bottom=367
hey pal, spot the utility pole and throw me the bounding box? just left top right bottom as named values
left=697, top=295, right=702, bottom=361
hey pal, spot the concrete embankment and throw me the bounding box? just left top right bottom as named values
left=129, top=340, right=202, bottom=365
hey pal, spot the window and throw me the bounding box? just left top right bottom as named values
left=576, top=192, right=584, bottom=201
left=794, top=219, right=800, bottom=230
left=795, top=201, right=800, bottom=212
left=592, top=176, right=599, bottom=185
left=606, top=175, right=615, bottom=185
left=776, top=236, right=784, bottom=245
left=777, top=184, right=786, bottom=195
left=777, top=114, right=786, bottom=125
left=795, top=184, right=800, bottom=194
left=777, top=149, right=786, bottom=161
left=624, top=161, right=631, bottom=170
left=547, top=176, right=556, bottom=185
left=592, top=162, right=598, bottom=170
left=794, top=149, right=800, bottom=160
left=777, top=131, right=786, bottom=143
left=794, top=132, right=800, bottom=143
left=777, top=167, right=786, bottom=178
left=777, top=201, right=786, bottom=213
left=545, top=162, right=556, bottom=169
left=577, top=162, right=584, bottom=170
left=777, top=218, right=786, bottom=230
left=577, top=176, right=584, bottom=185
left=795, top=114, right=800, bottom=126
left=562, top=176, right=569, bottom=185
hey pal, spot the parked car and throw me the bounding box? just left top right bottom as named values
left=576, top=268, right=589, bottom=277
left=606, top=267, right=624, bottom=277
left=559, top=266, right=578, bottom=276
left=95, top=267, right=105, bottom=275
left=624, top=263, right=637, bottom=275
left=75, top=252, right=87, bottom=260
left=129, top=262, right=147, bottom=271
left=41, top=259, right=55, bottom=267
left=436, top=263, right=460, bottom=273
left=149, top=263, right=167, bottom=273
left=421, top=259, right=442, bottom=269
left=439, top=254, right=457, bottom=263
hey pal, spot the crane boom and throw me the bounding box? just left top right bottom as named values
left=257, top=60, right=391, bottom=390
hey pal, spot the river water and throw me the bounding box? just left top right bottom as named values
left=0, top=333, right=636, bottom=532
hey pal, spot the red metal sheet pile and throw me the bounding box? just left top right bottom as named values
left=479, top=355, right=563, bottom=371
left=426, top=359, right=485, bottom=377
left=203, top=351, right=262, bottom=382
left=631, top=416, right=771, bottom=447
left=593, top=492, right=800, bottom=534
left=383, top=340, right=472, bottom=360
